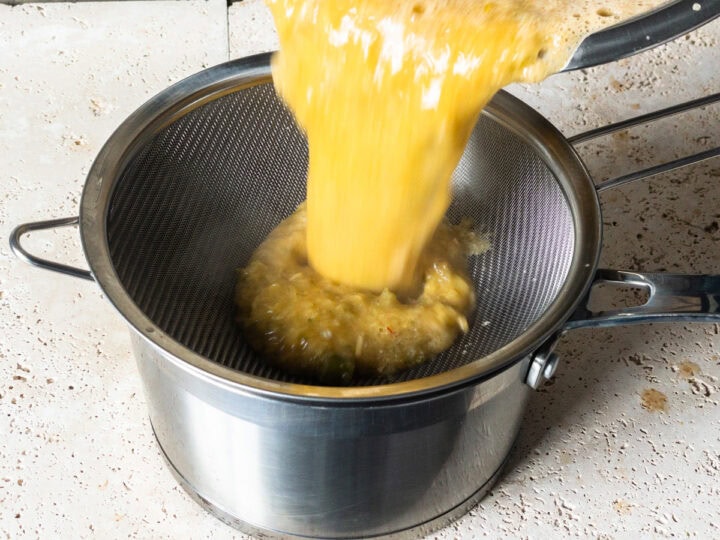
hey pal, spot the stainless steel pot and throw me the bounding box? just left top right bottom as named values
left=10, top=54, right=720, bottom=539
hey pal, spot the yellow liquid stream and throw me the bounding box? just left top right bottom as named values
left=265, top=0, right=664, bottom=295
left=237, top=0, right=666, bottom=382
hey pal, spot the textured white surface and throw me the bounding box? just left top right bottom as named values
left=228, top=0, right=278, bottom=59
left=1, top=2, right=720, bottom=538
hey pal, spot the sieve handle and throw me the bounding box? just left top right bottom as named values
left=563, top=0, right=720, bottom=72
left=9, top=217, right=93, bottom=281
left=565, top=269, right=720, bottom=330
left=568, top=92, right=720, bottom=192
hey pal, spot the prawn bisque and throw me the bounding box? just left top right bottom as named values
left=236, top=0, right=666, bottom=382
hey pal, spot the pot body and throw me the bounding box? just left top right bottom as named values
left=131, top=331, right=531, bottom=538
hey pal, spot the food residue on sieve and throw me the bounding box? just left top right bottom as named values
left=640, top=388, right=668, bottom=412
left=235, top=208, right=482, bottom=383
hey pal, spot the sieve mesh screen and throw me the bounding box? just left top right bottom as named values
left=107, top=82, right=575, bottom=386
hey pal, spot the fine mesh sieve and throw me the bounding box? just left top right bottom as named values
left=94, top=56, right=599, bottom=390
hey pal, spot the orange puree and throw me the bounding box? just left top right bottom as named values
left=266, top=0, right=568, bottom=294
left=236, top=1, right=667, bottom=381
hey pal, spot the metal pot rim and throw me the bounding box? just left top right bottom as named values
left=79, top=54, right=602, bottom=402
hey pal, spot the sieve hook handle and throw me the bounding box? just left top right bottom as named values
left=565, top=269, right=720, bottom=330
left=9, top=217, right=93, bottom=281
left=568, top=91, right=720, bottom=192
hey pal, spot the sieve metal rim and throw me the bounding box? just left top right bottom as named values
left=79, top=54, right=601, bottom=402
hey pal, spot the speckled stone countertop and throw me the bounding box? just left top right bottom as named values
left=1, top=2, right=719, bottom=538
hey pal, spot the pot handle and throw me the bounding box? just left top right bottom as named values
left=565, top=269, right=720, bottom=330
left=563, top=93, right=720, bottom=329
left=9, top=217, right=94, bottom=281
